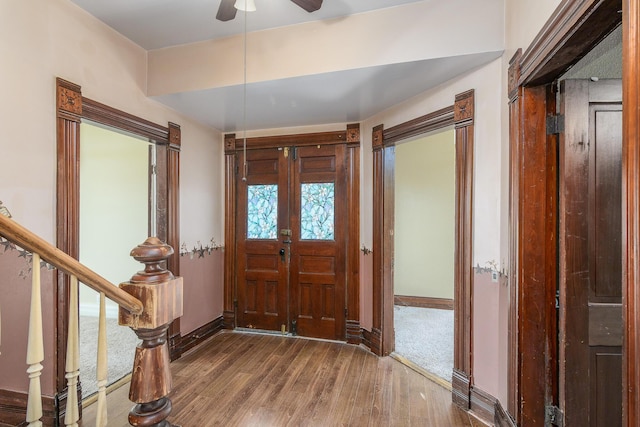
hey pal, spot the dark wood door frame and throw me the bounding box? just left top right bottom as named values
left=55, top=78, right=181, bottom=420
left=371, top=89, right=475, bottom=408
left=506, top=0, right=632, bottom=424
left=223, top=125, right=361, bottom=342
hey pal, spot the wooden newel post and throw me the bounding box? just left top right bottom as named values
left=119, top=237, right=183, bottom=427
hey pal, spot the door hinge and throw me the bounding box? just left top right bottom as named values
left=546, top=114, right=565, bottom=135
left=545, top=405, right=564, bottom=427
left=151, top=164, right=158, bottom=175
left=292, top=146, right=297, bottom=160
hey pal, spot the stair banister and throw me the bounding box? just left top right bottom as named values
left=0, top=214, right=143, bottom=315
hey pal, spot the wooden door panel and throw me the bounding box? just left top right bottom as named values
left=560, top=79, right=622, bottom=426
left=290, top=144, right=346, bottom=340
left=236, top=148, right=288, bottom=331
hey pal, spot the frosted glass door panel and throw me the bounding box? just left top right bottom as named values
left=247, top=184, right=278, bottom=239
left=300, top=183, right=335, bottom=240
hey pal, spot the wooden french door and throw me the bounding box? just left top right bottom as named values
left=236, top=143, right=347, bottom=340
left=558, top=79, right=622, bottom=426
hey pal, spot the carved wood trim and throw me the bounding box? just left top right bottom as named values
left=510, top=84, right=558, bottom=427
left=179, top=316, right=224, bottom=354
left=56, top=78, right=180, bottom=415
left=230, top=130, right=347, bottom=151
left=518, top=0, right=621, bottom=86
left=508, top=1, right=623, bottom=425
left=0, top=389, right=57, bottom=426
left=56, top=78, right=81, bottom=401
left=382, top=106, right=454, bottom=146
left=495, top=398, right=517, bottom=427
left=371, top=90, right=474, bottom=368
left=372, top=125, right=384, bottom=150
left=452, top=368, right=471, bottom=409
left=453, top=90, right=474, bottom=381
left=224, top=145, right=237, bottom=329
left=507, top=55, right=522, bottom=422
left=623, top=1, right=640, bottom=425
left=167, top=122, right=182, bottom=361
left=346, top=124, right=361, bottom=344
left=470, top=386, right=497, bottom=425
left=82, top=98, right=169, bottom=144
left=371, top=136, right=383, bottom=354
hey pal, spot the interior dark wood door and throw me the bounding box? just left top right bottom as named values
left=236, top=148, right=290, bottom=331
left=559, top=79, right=622, bottom=426
left=236, top=144, right=347, bottom=340
left=290, top=145, right=346, bottom=339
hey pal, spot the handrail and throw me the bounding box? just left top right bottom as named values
left=0, top=214, right=143, bottom=315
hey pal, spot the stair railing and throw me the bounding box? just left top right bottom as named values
left=0, top=213, right=182, bottom=427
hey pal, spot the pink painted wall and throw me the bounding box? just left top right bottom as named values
left=360, top=252, right=373, bottom=331
left=472, top=268, right=509, bottom=402
left=179, top=250, right=224, bottom=335
left=0, top=249, right=55, bottom=396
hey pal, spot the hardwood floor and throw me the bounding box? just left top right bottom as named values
left=82, top=331, right=486, bottom=426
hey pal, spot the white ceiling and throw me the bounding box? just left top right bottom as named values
left=70, top=0, right=503, bottom=132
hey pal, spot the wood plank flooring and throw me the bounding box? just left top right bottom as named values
left=82, top=331, right=486, bottom=426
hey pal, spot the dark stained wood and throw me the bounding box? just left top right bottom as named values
left=167, top=122, right=182, bottom=361
left=370, top=91, right=474, bottom=410
left=82, top=332, right=488, bottom=427
left=507, top=49, right=521, bottom=421
left=470, top=385, right=497, bottom=425
left=623, top=3, right=640, bottom=424
left=235, top=130, right=347, bottom=151
left=494, top=398, right=517, bottom=427
left=56, top=77, right=180, bottom=423
left=0, top=389, right=56, bottom=426
left=225, top=125, right=359, bottom=341
left=178, top=316, right=224, bottom=355
left=559, top=79, right=623, bottom=426
left=346, top=123, right=361, bottom=344
left=510, top=84, right=556, bottom=427
left=371, top=124, right=384, bottom=356
left=118, top=237, right=183, bottom=427
left=453, top=90, right=474, bottom=393
left=82, top=98, right=169, bottom=143
left=452, top=369, right=471, bottom=409
left=519, top=0, right=622, bottom=87
left=394, top=295, right=454, bottom=310
left=56, top=78, right=82, bottom=405
left=224, top=134, right=237, bottom=329
left=383, top=105, right=455, bottom=146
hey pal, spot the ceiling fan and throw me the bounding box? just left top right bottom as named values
left=216, top=0, right=323, bottom=22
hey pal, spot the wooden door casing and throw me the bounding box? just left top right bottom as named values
left=559, top=79, right=623, bottom=426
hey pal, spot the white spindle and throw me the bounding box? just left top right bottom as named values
left=64, top=275, right=80, bottom=426
left=26, top=253, right=43, bottom=427
left=95, top=292, right=108, bottom=426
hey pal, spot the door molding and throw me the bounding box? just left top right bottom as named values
left=55, top=78, right=181, bottom=419
left=370, top=89, right=475, bottom=408
left=223, top=125, right=361, bottom=341
left=507, top=0, right=624, bottom=424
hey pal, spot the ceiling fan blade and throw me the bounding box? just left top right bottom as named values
left=291, top=0, right=323, bottom=13
left=216, top=0, right=238, bottom=21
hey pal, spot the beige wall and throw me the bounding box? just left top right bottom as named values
left=394, top=130, right=455, bottom=299
left=79, top=123, right=151, bottom=317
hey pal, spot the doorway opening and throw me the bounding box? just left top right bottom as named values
left=78, top=122, right=155, bottom=399
left=392, top=129, right=456, bottom=385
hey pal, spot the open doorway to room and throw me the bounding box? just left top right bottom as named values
left=78, top=122, right=154, bottom=399
left=392, top=129, right=456, bottom=385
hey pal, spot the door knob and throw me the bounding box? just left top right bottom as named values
left=279, top=248, right=285, bottom=261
